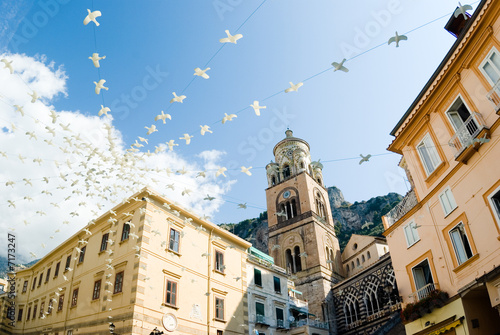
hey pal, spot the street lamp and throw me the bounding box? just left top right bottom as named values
left=109, top=323, right=115, bottom=334
left=150, top=327, right=164, bottom=335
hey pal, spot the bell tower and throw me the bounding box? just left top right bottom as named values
left=266, top=130, right=343, bottom=332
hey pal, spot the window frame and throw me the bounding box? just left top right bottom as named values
left=58, top=294, right=64, bottom=312
left=38, top=272, right=43, bottom=287
left=487, top=185, right=500, bottom=228
left=78, top=246, right=86, bottom=264
left=165, top=279, right=178, bottom=307
left=47, top=299, right=53, bottom=315
left=416, top=133, right=442, bottom=176
left=54, top=262, right=60, bottom=277
left=448, top=222, right=474, bottom=265
left=32, top=303, right=37, bottom=320
left=273, top=276, right=281, bottom=294
left=71, top=288, right=79, bottom=307
left=65, top=255, right=71, bottom=271
left=22, top=280, right=28, bottom=293
left=26, top=306, right=31, bottom=321
left=215, top=250, right=225, bottom=273
left=39, top=301, right=45, bottom=317
left=113, top=271, right=124, bottom=294
left=403, top=221, right=420, bottom=248
left=439, top=186, right=458, bottom=217
left=215, top=296, right=225, bottom=321
left=17, top=307, right=23, bottom=322
left=168, top=228, right=180, bottom=253
left=45, top=268, right=51, bottom=283
left=255, top=301, right=265, bottom=317
left=479, top=46, right=500, bottom=87
left=100, top=233, right=109, bottom=252
left=254, top=268, right=262, bottom=287
left=121, top=222, right=131, bottom=241
left=92, top=279, right=102, bottom=300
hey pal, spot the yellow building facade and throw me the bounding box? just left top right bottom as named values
left=382, top=0, right=500, bottom=334
left=7, top=187, right=251, bottom=335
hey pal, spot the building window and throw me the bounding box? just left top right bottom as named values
left=165, top=279, right=177, bottom=307
left=169, top=228, right=180, bottom=253
left=351, top=261, right=354, bottom=269
left=315, top=192, right=327, bottom=220
left=45, top=268, right=51, bottom=283
left=361, top=255, right=365, bottom=263
left=215, top=250, right=224, bottom=273
left=92, top=280, right=101, bottom=300
left=439, top=187, right=457, bottom=216
left=22, top=280, right=28, bottom=293
left=100, top=233, right=109, bottom=252
left=17, top=308, right=23, bottom=322
left=356, top=258, right=360, bottom=267
left=403, top=221, right=420, bottom=247
left=26, top=306, right=31, bottom=321
left=78, top=246, right=86, bottom=263
left=71, top=288, right=78, bottom=307
left=54, top=262, right=60, bottom=277
left=449, top=223, right=473, bottom=265
left=114, top=272, right=124, bottom=294
left=412, top=259, right=435, bottom=300
left=282, top=164, right=291, bottom=179
left=65, top=255, right=71, bottom=271
left=39, top=302, right=45, bottom=317
left=416, top=134, right=441, bottom=176
left=488, top=186, right=500, bottom=227
left=480, top=47, right=500, bottom=86
left=294, top=246, right=302, bottom=272
left=367, top=251, right=371, bottom=259
left=58, top=295, right=64, bottom=311
left=32, top=304, right=37, bottom=320
left=48, top=299, right=53, bottom=315
left=32, top=277, right=37, bottom=290
left=276, top=307, right=284, bottom=327
left=217, top=330, right=223, bottom=335
left=121, top=222, right=131, bottom=241
left=273, top=276, right=281, bottom=293
left=363, top=281, right=380, bottom=316
left=215, top=297, right=224, bottom=320
left=254, top=268, right=262, bottom=287
left=343, top=293, right=360, bottom=325
left=256, top=301, right=265, bottom=317
left=38, top=272, right=43, bottom=286
left=346, top=264, right=350, bottom=272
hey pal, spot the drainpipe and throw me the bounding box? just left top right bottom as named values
left=207, top=228, right=214, bottom=335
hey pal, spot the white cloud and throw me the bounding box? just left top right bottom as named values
left=0, top=53, right=234, bottom=263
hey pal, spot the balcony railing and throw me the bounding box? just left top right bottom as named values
left=486, top=79, right=500, bottom=111
left=384, top=189, right=418, bottom=227
left=255, top=314, right=269, bottom=325
left=409, top=283, right=438, bottom=303
left=290, top=319, right=329, bottom=329
left=276, top=319, right=286, bottom=328
left=448, top=112, right=487, bottom=158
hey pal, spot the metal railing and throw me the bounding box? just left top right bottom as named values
left=289, top=319, right=329, bottom=329
left=255, top=314, right=268, bottom=325
left=384, top=189, right=418, bottom=227
left=276, top=319, right=286, bottom=328
left=409, top=283, right=437, bottom=303
left=289, top=296, right=308, bottom=308
left=448, top=112, right=487, bottom=157
left=486, top=79, right=500, bottom=111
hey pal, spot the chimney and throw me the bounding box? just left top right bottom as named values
left=445, top=7, right=471, bottom=38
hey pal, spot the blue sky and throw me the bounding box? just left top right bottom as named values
left=0, top=0, right=480, bottom=259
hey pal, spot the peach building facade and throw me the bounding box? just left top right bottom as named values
left=7, top=187, right=251, bottom=335
left=382, top=0, right=500, bottom=334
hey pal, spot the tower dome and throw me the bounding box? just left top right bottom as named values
left=266, top=130, right=323, bottom=187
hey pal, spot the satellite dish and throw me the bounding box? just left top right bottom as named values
left=289, top=316, right=295, bottom=322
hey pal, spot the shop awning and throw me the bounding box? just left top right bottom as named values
left=289, top=289, right=302, bottom=294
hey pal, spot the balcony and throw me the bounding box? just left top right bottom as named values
left=384, top=189, right=418, bottom=228
left=486, top=79, right=500, bottom=112
left=255, top=314, right=270, bottom=326
left=289, top=319, right=329, bottom=329
left=409, top=283, right=439, bottom=303
left=448, top=112, right=490, bottom=163
left=276, top=319, right=287, bottom=329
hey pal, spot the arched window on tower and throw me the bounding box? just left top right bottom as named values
left=356, top=258, right=360, bottom=267
left=300, top=161, right=305, bottom=170
left=362, top=255, right=365, bottom=263
left=315, top=192, right=327, bottom=222
left=317, top=177, right=322, bottom=185
left=291, top=198, right=298, bottom=217
left=285, top=249, right=294, bottom=274
left=367, top=251, right=371, bottom=259
left=346, top=264, right=350, bottom=272
left=283, top=164, right=291, bottom=179
left=294, top=246, right=302, bottom=272
left=330, top=249, right=334, bottom=271
left=271, top=176, right=276, bottom=186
